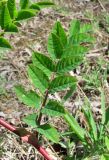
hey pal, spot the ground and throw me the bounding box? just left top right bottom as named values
left=0, top=0, right=109, bottom=159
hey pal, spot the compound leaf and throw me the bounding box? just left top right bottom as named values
left=15, top=85, right=41, bottom=108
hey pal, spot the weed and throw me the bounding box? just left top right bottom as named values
left=15, top=19, right=108, bottom=159
left=83, top=58, right=108, bottom=91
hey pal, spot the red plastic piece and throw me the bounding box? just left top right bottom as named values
left=0, top=118, right=53, bottom=160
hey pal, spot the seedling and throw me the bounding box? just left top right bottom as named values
left=14, top=19, right=96, bottom=159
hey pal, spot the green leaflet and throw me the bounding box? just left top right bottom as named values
left=41, top=100, right=65, bottom=117
left=105, top=107, right=109, bottom=125
left=101, top=154, right=109, bottom=160
left=29, top=4, right=40, bottom=10
left=24, top=114, right=60, bottom=143
left=105, top=136, right=109, bottom=150
left=56, top=56, right=83, bottom=74
left=69, top=33, right=94, bottom=45
left=69, top=21, right=92, bottom=35
left=73, top=33, right=94, bottom=44
left=34, top=1, right=54, bottom=9
left=65, top=156, right=73, bottom=160
left=7, top=0, right=17, bottom=19
left=49, top=75, right=77, bottom=93
left=28, top=64, right=49, bottom=93
left=0, top=0, right=7, bottom=7
left=23, top=113, right=37, bottom=127
left=16, top=9, right=36, bottom=21
left=15, top=85, right=41, bottom=108
left=5, top=22, right=18, bottom=32
left=0, top=4, right=12, bottom=29
left=51, top=21, right=67, bottom=46
left=64, top=110, right=85, bottom=141
left=47, top=33, right=63, bottom=59
left=62, top=45, right=88, bottom=58
left=68, top=20, right=94, bottom=45
left=32, top=52, right=55, bottom=77
left=0, top=37, right=11, bottom=48
left=83, top=105, right=97, bottom=141
left=47, top=21, right=67, bottom=59
left=101, top=90, right=106, bottom=125
left=13, top=21, right=21, bottom=27
left=99, top=91, right=106, bottom=138
left=36, top=124, right=60, bottom=143
left=80, top=23, right=93, bottom=33
left=69, top=19, right=80, bottom=36
left=20, top=0, right=29, bottom=9
left=63, top=85, right=76, bottom=101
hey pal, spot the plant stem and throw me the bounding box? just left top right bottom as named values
left=37, top=89, right=49, bottom=124
left=37, top=73, right=55, bottom=125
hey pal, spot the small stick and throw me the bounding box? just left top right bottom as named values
left=0, top=118, right=53, bottom=160
left=97, top=0, right=106, bottom=11
left=88, top=46, right=108, bottom=54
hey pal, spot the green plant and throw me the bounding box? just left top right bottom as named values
left=83, top=58, right=108, bottom=91
left=0, top=0, right=54, bottom=48
left=15, top=19, right=107, bottom=159
left=104, top=13, right=109, bottom=33
left=81, top=91, right=109, bottom=160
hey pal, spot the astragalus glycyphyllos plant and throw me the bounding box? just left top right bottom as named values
left=0, top=0, right=54, bottom=48
left=15, top=19, right=97, bottom=159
